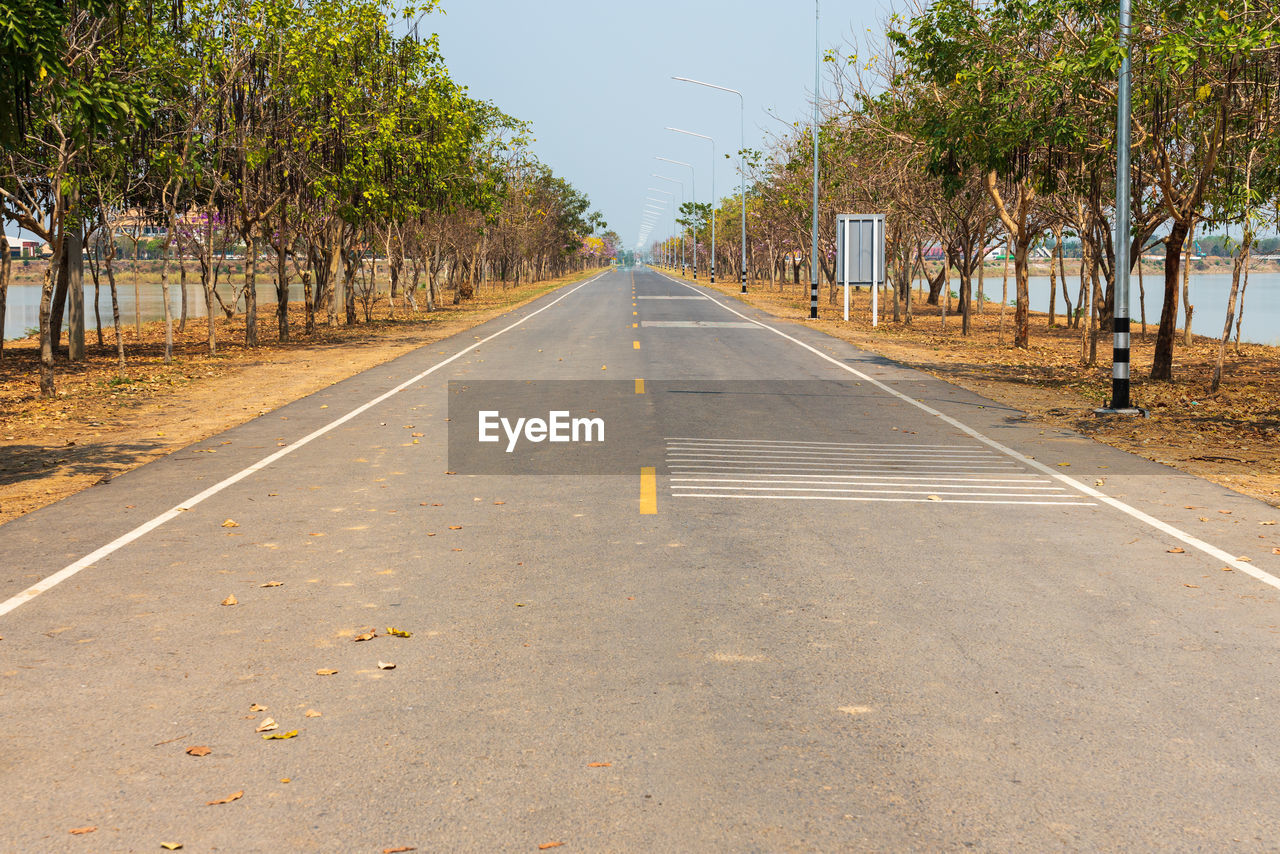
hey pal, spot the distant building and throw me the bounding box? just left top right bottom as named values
left=4, top=234, right=42, bottom=259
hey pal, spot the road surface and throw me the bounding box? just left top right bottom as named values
left=3, top=266, right=1280, bottom=851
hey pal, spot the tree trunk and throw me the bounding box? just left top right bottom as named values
left=244, top=231, right=258, bottom=347
left=1013, top=237, right=1030, bottom=348
left=1210, top=226, right=1251, bottom=393
left=1048, top=230, right=1058, bottom=327
left=38, top=262, right=57, bottom=396
left=276, top=212, right=289, bottom=342
left=1151, top=219, right=1189, bottom=381
left=1057, top=238, right=1072, bottom=327
left=1181, top=219, right=1195, bottom=346
left=0, top=233, right=9, bottom=363
left=66, top=220, right=85, bottom=361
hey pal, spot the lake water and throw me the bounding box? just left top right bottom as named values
left=3, top=280, right=308, bottom=341
left=5, top=270, right=1279, bottom=347
left=957, top=270, right=1279, bottom=347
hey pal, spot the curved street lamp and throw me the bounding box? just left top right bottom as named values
left=673, top=76, right=747, bottom=293
left=664, top=128, right=717, bottom=283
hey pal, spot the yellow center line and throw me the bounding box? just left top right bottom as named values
left=635, top=378, right=645, bottom=394
left=640, top=467, right=657, bottom=515
left=633, top=341, right=640, bottom=350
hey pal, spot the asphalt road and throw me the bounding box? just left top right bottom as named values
left=3, top=266, right=1280, bottom=852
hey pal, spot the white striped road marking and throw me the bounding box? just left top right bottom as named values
left=0, top=271, right=611, bottom=618
left=671, top=494, right=1095, bottom=506
left=636, top=295, right=708, bottom=299
left=663, top=437, right=1087, bottom=506
left=655, top=269, right=1280, bottom=591
left=640, top=320, right=761, bottom=328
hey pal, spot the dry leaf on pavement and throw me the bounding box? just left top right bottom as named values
left=538, top=843, right=565, bottom=850
left=316, top=669, right=338, bottom=676
left=354, top=631, right=377, bottom=642
left=377, top=661, right=396, bottom=670
left=262, top=730, right=298, bottom=740
left=586, top=762, right=611, bottom=768
left=386, top=627, right=411, bottom=638
left=448, top=525, right=462, bottom=530
left=249, top=704, right=267, bottom=712
left=1167, top=548, right=1185, bottom=554
left=255, top=718, right=278, bottom=733
left=221, top=519, right=239, bottom=528
left=161, top=844, right=183, bottom=850
left=304, top=709, right=321, bottom=718
left=220, top=595, right=237, bottom=606
left=69, top=826, right=97, bottom=835
left=185, top=746, right=211, bottom=757
left=383, top=848, right=416, bottom=853
left=259, top=581, right=283, bottom=588
left=206, top=790, right=243, bottom=805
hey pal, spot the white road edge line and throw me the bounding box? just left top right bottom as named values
left=0, top=271, right=609, bottom=618
left=654, top=269, right=1280, bottom=592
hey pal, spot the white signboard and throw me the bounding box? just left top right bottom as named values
left=836, top=214, right=885, bottom=325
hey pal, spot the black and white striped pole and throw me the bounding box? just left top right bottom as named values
left=809, top=0, right=820, bottom=319
left=1099, top=0, right=1144, bottom=415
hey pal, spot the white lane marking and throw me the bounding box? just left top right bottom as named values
left=0, top=271, right=611, bottom=618
left=671, top=478, right=1066, bottom=491
left=672, top=494, right=1094, bottom=506
left=636, top=295, right=708, bottom=300
left=671, top=475, right=1052, bottom=484
left=666, top=452, right=1000, bottom=461
left=666, top=438, right=968, bottom=448
left=676, top=485, right=1083, bottom=498
left=669, top=463, right=1019, bottom=471
left=640, top=320, right=760, bottom=328
left=658, top=271, right=1280, bottom=591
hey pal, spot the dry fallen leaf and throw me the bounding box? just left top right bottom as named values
left=69, top=826, right=97, bottom=835
left=448, top=525, right=462, bottom=530
left=255, top=718, right=278, bottom=733
left=249, top=703, right=267, bottom=712
left=185, top=746, right=211, bottom=757
left=262, top=730, right=298, bottom=740
left=377, top=661, right=396, bottom=670
left=161, top=844, right=183, bottom=850
left=1261, top=521, right=1277, bottom=526
left=206, top=790, right=243, bottom=806
left=1273, top=548, right=1280, bottom=555
left=221, top=519, right=240, bottom=528
left=259, top=581, right=283, bottom=588
left=1184, top=583, right=1200, bottom=588
left=304, top=709, right=321, bottom=718
left=1167, top=547, right=1185, bottom=554
left=383, top=848, right=417, bottom=854
left=1238, top=556, right=1253, bottom=562
left=539, top=843, right=565, bottom=850
left=494, top=501, right=505, bottom=505
left=586, top=762, right=611, bottom=768
left=926, top=495, right=941, bottom=502
left=1056, top=462, right=1070, bottom=467
left=386, top=627, right=411, bottom=638
left=1219, top=510, right=1233, bottom=515
left=220, top=594, right=238, bottom=606
left=353, top=631, right=377, bottom=642
left=316, top=669, right=338, bottom=676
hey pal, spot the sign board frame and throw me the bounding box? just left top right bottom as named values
left=836, top=214, right=885, bottom=325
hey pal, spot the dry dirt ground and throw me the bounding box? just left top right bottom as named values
left=683, top=270, right=1280, bottom=508
left=0, top=270, right=597, bottom=524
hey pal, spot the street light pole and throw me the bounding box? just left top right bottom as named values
left=652, top=174, right=686, bottom=274
left=656, top=156, right=697, bottom=279
left=667, top=127, right=716, bottom=284
left=1102, top=0, right=1141, bottom=414
left=672, top=77, right=748, bottom=293
left=648, top=188, right=676, bottom=268
left=810, top=0, right=821, bottom=319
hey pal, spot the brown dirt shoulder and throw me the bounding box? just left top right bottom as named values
left=0, top=270, right=598, bottom=524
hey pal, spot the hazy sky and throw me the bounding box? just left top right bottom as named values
left=429, top=1, right=889, bottom=249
